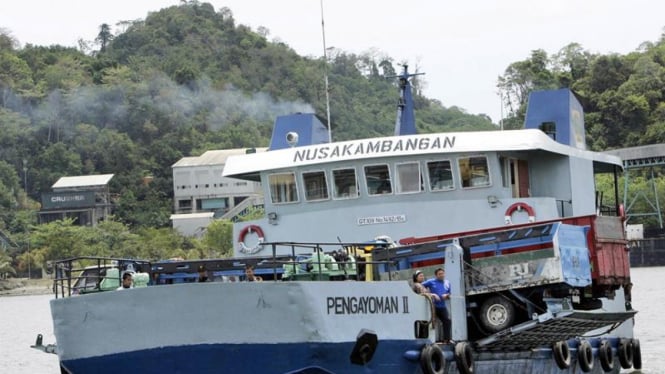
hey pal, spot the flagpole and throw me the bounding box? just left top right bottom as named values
left=320, top=0, right=332, bottom=142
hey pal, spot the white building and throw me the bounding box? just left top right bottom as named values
left=170, top=149, right=265, bottom=236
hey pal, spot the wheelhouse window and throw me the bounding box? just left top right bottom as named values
left=365, top=164, right=392, bottom=195
left=302, top=171, right=329, bottom=201
left=427, top=160, right=454, bottom=191
left=395, top=162, right=422, bottom=194
left=459, top=156, right=490, bottom=188
left=332, top=168, right=359, bottom=199
left=268, top=172, right=299, bottom=204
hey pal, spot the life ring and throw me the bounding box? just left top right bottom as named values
left=618, top=338, right=633, bottom=369
left=454, top=341, right=474, bottom=374
left=553, top=340, right=571, bottom=369
left=419, top=344, right=445, bottom=374
left=632, top=338, right=642, bottom=370
left=504, top=202, right=536, bottom=224
left=577, top=340, right=594, bottom=372
left=598, top=339, right=614, bottom=372
left=238, top=225, right=265, bottom=254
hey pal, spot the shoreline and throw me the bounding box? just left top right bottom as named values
left=0, top=278, right=53, bottom=297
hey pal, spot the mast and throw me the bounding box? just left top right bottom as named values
left=392, top=65, right=424, bottom=136
left=320, top=0, right=332, bottom=142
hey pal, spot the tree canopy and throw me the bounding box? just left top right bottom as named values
left=0, top=2, right=664, bottom=274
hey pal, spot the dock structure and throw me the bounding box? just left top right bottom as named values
left=604, top=143, right=665, bottom=228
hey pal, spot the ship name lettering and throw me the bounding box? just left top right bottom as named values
left=293, top=136, right=456, bottom=163
left=326, top=296, right=401, bottom=315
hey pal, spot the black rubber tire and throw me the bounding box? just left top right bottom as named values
left=454, top=341, right=474, bottom=374
left=618, top=338, right=633, bottom=369
left=578, top=340, right=594, bottom=372
left=553, top=340, right=571, bottom=369
left=420, top=344, right=445, bottom=374
left=632, top=338, right=642, bottom=369
left=598, top=339, right=614, bottom=372
left=478, top=295, right=516, bottom=333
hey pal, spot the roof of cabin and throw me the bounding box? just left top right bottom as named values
left=52, top=174, right=114, bottom=189
left=603, top=143, right=665, bottom=162
left=222, top=129, right=622, bottom=180
left=172, top=148, right=267, bottom=168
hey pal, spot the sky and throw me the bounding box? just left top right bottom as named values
left=1, top=0, right=664, bottom=124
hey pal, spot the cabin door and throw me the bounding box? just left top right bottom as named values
left=510, top=159, right=530, bottom=198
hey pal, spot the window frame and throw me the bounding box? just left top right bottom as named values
left=301, top=170, right=330, bottom=202
left=426, top=159, right=456, bottom=192
left=331, top=167, right=359, bottom=200
left=364, top=163, right=393, bottom=196
left=457, top=154, right=492, bottom=189
left=268, top=172, right=300, bottom=204
left=394, top=161, right=423, bottom=194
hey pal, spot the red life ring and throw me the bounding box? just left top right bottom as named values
left=504, top=202, right=536, bottom=224
left=238, top=225, right=265, bottom=254
left=619, top=203, right=626, bottom=221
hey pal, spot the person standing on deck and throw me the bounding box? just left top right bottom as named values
left=412, top=270, right=439, bottom=300
left=422, top=268, right=451, bottom=343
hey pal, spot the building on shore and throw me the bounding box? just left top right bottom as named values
left=39, top=174, right=114, bottom=226
left=171, top=149, right=265, bottom=236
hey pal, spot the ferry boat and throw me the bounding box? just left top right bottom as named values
left=35, top=67, right=643, bottom=374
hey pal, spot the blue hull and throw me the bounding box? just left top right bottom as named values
left=60, top=341, right=622, bottom=374
left=61, top=340, right=426, bottom=374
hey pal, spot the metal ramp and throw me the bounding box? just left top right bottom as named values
left=475, top=309, right=636, bottom=351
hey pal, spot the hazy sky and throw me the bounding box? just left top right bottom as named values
left=1, top=0, right=664, bottom=123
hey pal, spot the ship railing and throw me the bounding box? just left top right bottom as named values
left=50, top=242, right=399, bottom=298
left=261, top=241, right=401, bottom=282
left=52, top=256, right=152, bottom=299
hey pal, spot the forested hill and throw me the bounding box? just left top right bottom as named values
left=1, top=1, right=664, bottom=236
left=0, top=2, right=493, bottom=229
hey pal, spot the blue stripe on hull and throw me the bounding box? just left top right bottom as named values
left=61, top=340, right=425, bottom=374
left=61, top=341, right=621, bottom=374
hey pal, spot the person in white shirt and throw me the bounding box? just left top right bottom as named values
left=117, top=272, right=133, bottom=290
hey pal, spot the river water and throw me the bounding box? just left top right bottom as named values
left=1, top=267, right=663, bottom=373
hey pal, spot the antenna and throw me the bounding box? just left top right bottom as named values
left=320, top=0, right=332, bottom=143
left=387, top=65, right=424, bottom=136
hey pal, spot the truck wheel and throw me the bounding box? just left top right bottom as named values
left=479, top=295, right=516, bottom=333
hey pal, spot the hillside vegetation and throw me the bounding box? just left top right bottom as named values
left=0, top=2, right=664, bottom=272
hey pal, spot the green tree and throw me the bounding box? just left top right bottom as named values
left=201, top=219, right=233, bottom=257
left=0, top=250, right=16, bottom=278
left=30, top=219, right=88, bottom=263
left=95, top=23, right=114, bottom=53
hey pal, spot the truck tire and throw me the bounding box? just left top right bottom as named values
left=478, top=295, right=515, bottom=333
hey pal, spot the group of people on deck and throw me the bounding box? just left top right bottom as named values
left=117, top=264, right=261, bottom=290
left=412, top=268, right=452, bottom=343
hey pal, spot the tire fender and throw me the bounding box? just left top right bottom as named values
left=577, top=340, right=594, bottom=372
left=454, top=341, right=474, bottom=374
left=553, top=340, right=571, bottom=369
left=618, top=338, right=633, bottom=369
left=598, top=339, right=614, bottom=372
left=419, top=344, right=445, bottom=374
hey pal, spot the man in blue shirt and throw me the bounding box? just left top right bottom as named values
left=422, top=267, right=451, bottom=342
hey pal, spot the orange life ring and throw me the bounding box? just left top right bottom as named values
left=504, top=202, right=536, bottom=224
left=238, top=225, right=265, bottom=254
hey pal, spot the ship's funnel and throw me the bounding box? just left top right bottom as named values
left=268, top=113, right=329, bottom=150
left=524, top=88, right=586, bottom=150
